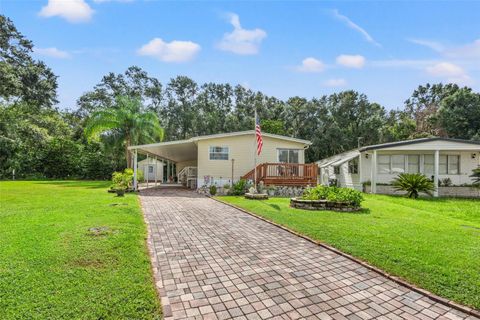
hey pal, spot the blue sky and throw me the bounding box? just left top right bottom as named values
left=2, top=0, right=479, bottom=110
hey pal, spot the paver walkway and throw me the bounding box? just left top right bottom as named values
left=140, top=188, right=477, bottom=320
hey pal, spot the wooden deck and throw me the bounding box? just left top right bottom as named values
left=241, top=163, right=318, bottom=186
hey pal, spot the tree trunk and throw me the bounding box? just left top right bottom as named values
left=125, top=137, right=132, bottom=168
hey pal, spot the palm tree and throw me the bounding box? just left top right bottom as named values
left=391, top=173, right=435, bottom=199
left=85, top=96, right=164, bottom=168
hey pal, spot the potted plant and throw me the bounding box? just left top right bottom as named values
left=223, top=184, right=230, bottom=196
left=112, top=171, right=129, bottom=197
left=267, top=185, right=276, bottom=196
left=209, top=185, right=217, bottom=196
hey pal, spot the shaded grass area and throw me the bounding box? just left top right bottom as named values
left=217, top=194, right=480, bottom=310
left=0, top=181, right=161, bottom=319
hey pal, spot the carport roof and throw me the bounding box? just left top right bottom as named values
left=128, top=130, right=311, bottom=163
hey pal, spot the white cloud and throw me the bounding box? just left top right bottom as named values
left=336, top=54, right=365, bottom=68
left=218, top=13, right=267, bottom=55
left=34, top=47, right=71, bottom=59
left=332, top=10, right=381, bottom=47
left=426, top=62, right=471, bottom=84
left=409, top=38, right=480, bottom=63
left=39, top=0, right=94, bottom=23
left=137, top=38, right=201, bottom=62
left=93, top=0, right=133, bottom=3
left=371, top=59, right=437, bottom=69
left=296, top=57, right=325, bottom=73
left=408, top=38, right=444, bottom=52
left=445, top=39, right=480, bottom=60
left=323, top=78, right=347, bottom=87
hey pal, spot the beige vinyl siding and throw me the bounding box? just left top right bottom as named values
left=197, top=134, right=307, bottom=186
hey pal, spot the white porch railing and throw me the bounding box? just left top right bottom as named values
left=178, top=166, right=197, bottom=189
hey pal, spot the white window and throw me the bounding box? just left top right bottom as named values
left=439, top=155, right=448, bottom=174
left=391, top=155, right=405, bottom=173
left=377, top=155, right=405, bottom=174
left=334, top=166, right=340, bottom=174
left=209, top=146, right=229, bottom=160
left=348, top=158, right=359, bottom=174
left=425, top=154, right=460, bottom=175
left=278, top=149, right=300, bottom=163
left=424, top=155, right=434, bottom=175
left=148, top=165, right=154, bottom=173
left=408, top=155, right=420, bottom=173
left=377, top=155, right=391, bottom=174
left=448, top=155, right=460, bottom=174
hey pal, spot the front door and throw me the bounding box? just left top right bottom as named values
left=147, top=165, right=155, bottom=181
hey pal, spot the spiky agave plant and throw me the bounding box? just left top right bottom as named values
left=392, top=173, right=435, bottom=199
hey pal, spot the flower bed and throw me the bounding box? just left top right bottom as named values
left=245, top=193, right=269, bottom=200
left=290, top=198, right=361, bottom=211
left=291, top=185, right=364, bottom=211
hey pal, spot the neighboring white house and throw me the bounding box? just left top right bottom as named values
left=317, top=138, right=480, bottom=197
left=129, top=130, right=313, bottom=189
left=137, top=158, right=164, bottom=182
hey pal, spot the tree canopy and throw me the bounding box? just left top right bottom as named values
left=2, top=14, right=480, bottom=179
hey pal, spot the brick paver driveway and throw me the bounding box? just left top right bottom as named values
left=140, top=188, right=477, bottom=320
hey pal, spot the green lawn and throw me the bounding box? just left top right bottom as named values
left=217, top=194, right=480, bottom=310
left=0, top=181, right=161, bottom=319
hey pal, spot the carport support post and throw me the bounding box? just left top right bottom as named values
left=371, top=150, right=377, bottom=194
left=154, top=156, right=158, bottom=187
left=133, top=149, right=138, bottom=191
left=166, top=160, right=170, bottom=183
left=146, top=154, right=149, bottom=188
left=434, top=150, right=439, bottom=197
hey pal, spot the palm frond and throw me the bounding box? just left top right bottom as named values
left=84, top=109, right=120, bottom=140
left=392, top=173, right=435, bottom=199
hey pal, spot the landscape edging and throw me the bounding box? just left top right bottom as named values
left=211, top=196, right=480, bottom=318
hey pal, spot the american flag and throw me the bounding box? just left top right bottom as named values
left=255, top=113, right=263, bottom=155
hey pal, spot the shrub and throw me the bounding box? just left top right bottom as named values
left=302, top=185, right=330, bottom=200
left=302, top=185, right=363, bottom=207
left=326, top=187, right=364, bottom=207
left=471, top=167, right=480, bottom=188
left=137, top=169, right=144, bottom=182
left=112, top=168, right=134, bottom=190
left=392, top=173, right=435, bottom=199
left=440, top=177, right=452, bottom=187
left=209, top=185, right=217, bottom=195
left=230, top=179, right=248, bottom=195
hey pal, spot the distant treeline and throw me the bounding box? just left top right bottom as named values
left=1, top=15, right=480, bottom=179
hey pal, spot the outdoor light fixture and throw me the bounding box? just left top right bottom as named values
left=472, top=153, right=477, bottom=159
left=365, top=153, right=369, bottom=159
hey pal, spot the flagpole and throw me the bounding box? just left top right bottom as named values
left=254, top=108, right=257, bottom=192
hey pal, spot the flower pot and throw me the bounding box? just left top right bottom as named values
left=115, top=189, right=125, bottom=197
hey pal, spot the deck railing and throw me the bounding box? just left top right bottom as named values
left=241, top=163, right=318, bottom=186
left=178, top=166, right=197, bottom=189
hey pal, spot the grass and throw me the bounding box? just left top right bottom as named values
left=0, top=181, right=161, bottom=319
left=217, top=194, right=480, bottom=310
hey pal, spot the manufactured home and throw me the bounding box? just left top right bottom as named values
left=129, top=131, right=317, bottom=190
left=317, top=138, right=480, bottom=197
